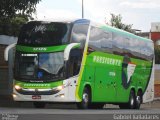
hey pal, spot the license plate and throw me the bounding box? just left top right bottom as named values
left=32, top=95, right=41, bottom=99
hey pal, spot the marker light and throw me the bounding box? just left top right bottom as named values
left=15, top=85, right=21, bottom=90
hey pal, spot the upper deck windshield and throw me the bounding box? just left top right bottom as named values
left=18, top=21, right=70, bottom=46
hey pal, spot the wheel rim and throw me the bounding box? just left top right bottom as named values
left=83, top=93, right=89, bottom=103
left=136, top=96, right=141, bottom=107
left=130, top=92, right=135, bottom=109
left=137, top=96, right=140, bottom=102
left=130, top=96, right=134, bottom=106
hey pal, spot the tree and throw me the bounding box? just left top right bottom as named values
left=106, top=14, right=134, bottom=33
left=0, top=0, right=41, bottom=19
left=0, top=0, right=41, bottom=36
left=0, top=14, right=29, bottom=36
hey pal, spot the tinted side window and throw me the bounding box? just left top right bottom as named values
left=101, top=32, right=112, bottom=49
left=140, top=40, right=154, bottom=60
left=89, top=27, right=104, bottom=49
left=89, top=26, right=112, bottom=53
left=112, top=33, right=124, bottom=54
left=71, top=24, right=89, bottom=48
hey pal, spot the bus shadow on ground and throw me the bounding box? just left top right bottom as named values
left=0, top=95, right=159, bottom=109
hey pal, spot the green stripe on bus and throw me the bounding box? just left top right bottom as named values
left=16, top=45, right=67, bottom=53
left=15, top=80, right=63, bottom=89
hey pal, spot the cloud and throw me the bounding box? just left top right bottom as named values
left=37, top=9, right=78, bottom=20
left=120, top=0, right=160, bottom=9
left=76, top=0, right=160, bottom=31
left=77, top=0, right=113, bottom=23
left=35, top=0, right=160, bottom=31
left=35, top=3, right=79, bottom=20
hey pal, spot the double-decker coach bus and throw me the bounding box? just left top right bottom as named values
left=5, top=19, right=154, bottom=109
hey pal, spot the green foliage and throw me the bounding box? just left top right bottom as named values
left=155, top=45, right=160, bottom=64
left=0, top=0, right=41, bottom=19
left=0, top=14, right=29, bottom=36
left=107, top=14, right=134, bottom=33
left=0, top=0, right=41, bottom=36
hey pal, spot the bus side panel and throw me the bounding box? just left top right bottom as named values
left=76, top=64, right=95, bottom=102
left=115, top=63, right=130, bottom=103
left=85, top=52, right=123, bottom=102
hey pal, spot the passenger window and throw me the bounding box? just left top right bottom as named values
left=89, top=26, right=112, bottom=53
left=101, top=32, right=112, bottom=49
left=89, top=27, right=103, bottom=49
left=124, top=37, right=131, bottom=53
left=71, top=24, right=89, bottom=48
left=112, top=33, right=124, bottom=54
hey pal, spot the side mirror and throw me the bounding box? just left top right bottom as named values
left=4, top=43, right=16, bottom=61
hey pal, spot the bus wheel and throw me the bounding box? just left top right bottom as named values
left=135, top=91, right=142, bottom=109
left=77, top=87, right=90, bottom=109
left=33, top=102, right=46, bottom=108
left=119, top=90, right=136, bottom=109
left=128, top=90, right=136, bottom=109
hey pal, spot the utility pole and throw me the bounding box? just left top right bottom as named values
left=82, top=0, right=84, bottom=18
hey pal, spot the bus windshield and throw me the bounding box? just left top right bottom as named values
left=18, top=21, right=70, bottom=46
left=14, top=52, right=65, bottom=82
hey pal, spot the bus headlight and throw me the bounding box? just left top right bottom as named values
left=12, top=94, right=17, bottom=98
left=56, top=85, right=64, bottom=91
left=15, top=85, right=22, bottom=90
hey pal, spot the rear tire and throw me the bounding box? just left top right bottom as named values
left=77, top=87, right=91, bottom=109
left=33, top=102, right=46, bottom=108
left=129, top=90, right=136, bottom=109
left=119, top=90, right=136, bottom=109
left=135, top=91, right=142, bottom=109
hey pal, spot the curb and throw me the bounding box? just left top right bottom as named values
left=154, top=97, right=160, bottom=101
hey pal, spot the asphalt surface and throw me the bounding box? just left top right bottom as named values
left=0, top=107, right=160, bottom=120
left=0, top=96, right=160, bottom=120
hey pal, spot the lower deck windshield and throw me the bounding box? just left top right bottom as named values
left=14, top=52, right=64, bottom=82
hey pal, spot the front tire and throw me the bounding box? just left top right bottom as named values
left=77, top=87, right=90, bottom=109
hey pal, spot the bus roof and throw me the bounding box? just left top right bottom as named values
left=29, top=18, right=152, bottom=43
left=30, top=18, right=90, bottom=24
left=90, top=21, right=152, bottom=43
left=102, top=24, right=152, bottom=43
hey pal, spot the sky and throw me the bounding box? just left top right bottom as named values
left=36, top=0, right=160, bottom=32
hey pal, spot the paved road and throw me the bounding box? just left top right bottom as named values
left=0, top=99, right=160, bottom=120
left=0, top=107, right=160, bottom=120
left=1, top=106, right=160, bottom=114
left=1, top=103, right=160, bottom=120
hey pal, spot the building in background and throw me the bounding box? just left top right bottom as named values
left=136, top=32, right=150, bottom=39
left=150, top=22, right=160, bottom=98
left=151, top=22, right=160, bottom=45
